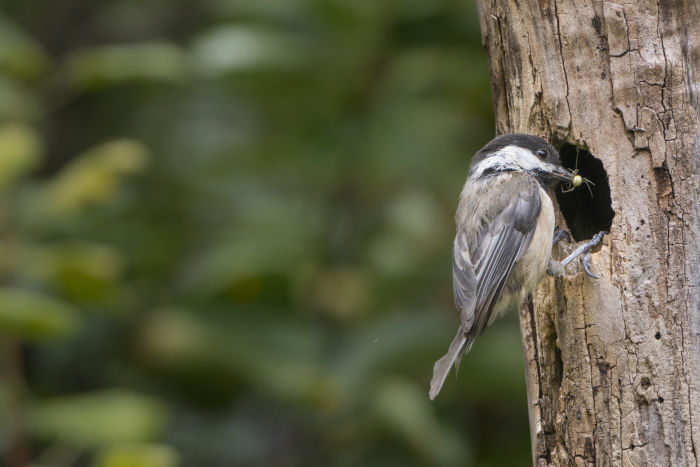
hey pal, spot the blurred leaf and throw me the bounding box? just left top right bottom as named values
left=190, top=25, right=308, bottom=77
left=0, top=287, right=79, bottom=340
left=44, top=139, right=149, bottom=213
left=27, top=390, right=167, bottom=447
left=94, top=443, right=179, bottom=467
left=0, top=13, right=50, bottom=80
left=0, top=75, right=44, bottom=122
left=58, top=42, right=188, bottom=91
left=20, top=242, right=125, bottom=305
left=0, top=122, right=43, bottom=190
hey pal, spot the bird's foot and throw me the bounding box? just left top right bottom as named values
left=560, top=231, right=607, bottom=279
left=552, top=227, right=571, bottom=245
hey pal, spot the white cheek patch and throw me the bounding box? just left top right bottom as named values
left=491, top=145, right=543, bottom=170
left=471, top=144, right=553, bottom=178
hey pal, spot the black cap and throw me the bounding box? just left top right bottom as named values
left=471, top=134, right=561, bottom=167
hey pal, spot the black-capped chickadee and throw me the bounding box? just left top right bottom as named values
left=429, top=134, right=605, bottom=400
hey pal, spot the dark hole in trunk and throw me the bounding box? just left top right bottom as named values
left=555, top=144, right=614, bottom=241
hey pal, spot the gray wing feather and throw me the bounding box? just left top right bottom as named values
left=430, top=177, right=541, bottom=399
left=465, top=180, right=541, bottom=334
left=452, top=232, right=477, bottom=328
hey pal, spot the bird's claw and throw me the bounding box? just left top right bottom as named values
left=583, top=252, right=598, bottom=279
left=552, top=227, right=572, bottom=245
left=579, top=231, right=606, bottom=279
left=590, top=230, right=606, bottom=246
left=560, top=230, right=607, bottom=279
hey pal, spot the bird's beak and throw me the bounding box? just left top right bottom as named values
left=549, top=166, right=574, bottom=183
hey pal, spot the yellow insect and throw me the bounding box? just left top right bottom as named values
left=562, top=148, right=595, bottom=196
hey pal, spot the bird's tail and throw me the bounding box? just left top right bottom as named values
left=429, top=327, right=472, bottom=400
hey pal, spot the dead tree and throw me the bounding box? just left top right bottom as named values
left=475, top=0, right=700, bottom=465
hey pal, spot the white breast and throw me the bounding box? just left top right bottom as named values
left=516, top=186, right=555, bottom=294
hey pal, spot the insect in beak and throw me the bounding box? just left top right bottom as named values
left=562, top=170, right=594, bottom=196
left=561, top=148, right=595, bottom=197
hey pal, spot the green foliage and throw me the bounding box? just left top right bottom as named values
left=0, top=123, right=43, bottom=190
left=57, top=43, right=188, bottom=91
left=0, top=287, right=79, bottom=340
left=27, top=390, right=167, bottom=447
left=94, top=444, right=179, bottom=467
left=0, top=13, right=49, bottom=80
left=43, top=139, right=149, bottom=213
left=19, top=242, right=126, bottom=305
left=190, top=26, right=309, bottom=77
left=0, top=1, right=530, bottom=466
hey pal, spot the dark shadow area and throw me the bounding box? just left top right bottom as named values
left=555, top=144, right=615, bottom=241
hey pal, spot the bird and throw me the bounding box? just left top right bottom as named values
left=429, top=133, right=605, bottom=400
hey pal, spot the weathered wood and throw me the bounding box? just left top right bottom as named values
left=475, top=0, right=700, bottom=465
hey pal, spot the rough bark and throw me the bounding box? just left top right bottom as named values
left=475, top=0, right=700, bottom=465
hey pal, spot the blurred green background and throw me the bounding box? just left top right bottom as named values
left=0, top=1, right=530, bottom=466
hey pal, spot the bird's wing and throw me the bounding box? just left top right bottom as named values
left=430, top=176, right=542, bottom=400
left=456, top=175, right=542, bottom=339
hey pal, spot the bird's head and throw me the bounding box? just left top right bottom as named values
left=468, top=134, right=573, bottom=185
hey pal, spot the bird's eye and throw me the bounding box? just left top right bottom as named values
left=536, top=149, right=548, bottom=160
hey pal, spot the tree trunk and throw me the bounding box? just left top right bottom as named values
left=475, top=0, right=700, bottom=465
